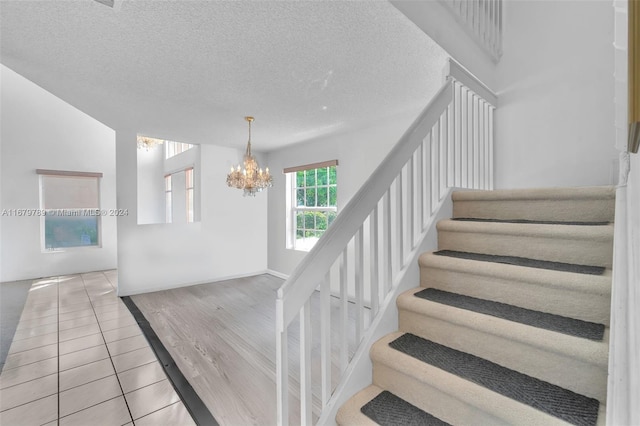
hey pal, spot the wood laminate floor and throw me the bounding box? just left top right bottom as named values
left=132, top=274, right=368, bottom=426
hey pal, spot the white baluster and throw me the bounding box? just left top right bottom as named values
left=407, top=156, right=415, bottom=250
left=383, top=190, right=392, bottom=294
left=370, top=206, right=380, bottom=315
left=300, top=301, right=312, bottom=426
left=355, top=226, right=364, bottom=343
left=339, top=249, right=348, bottom=373
left=395, top=174, right=404, bottom=271
left=320, top=271, right=331, bottom=407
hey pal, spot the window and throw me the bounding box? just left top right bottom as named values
left=37, top=169, right=102, bottom=250
left=165, top=174, right=172, bottom=223
left=164, top=168, right=195, bottom=223
left=285, top=160, right=338, bottom=251
left=185, top=167, right=194, bottom=223
left=165, top=141, right=195, bottom=159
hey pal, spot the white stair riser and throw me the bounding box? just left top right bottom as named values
left=398, top=308, right=608, bottom=401
left=437, top=228, right=613, bottom=268
left=420, top=265, right=611, bottom=325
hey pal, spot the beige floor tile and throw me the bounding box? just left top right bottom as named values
left=0, top=394, right=58, bottom=425
left=112, top=346, right=157, bottom=373
left=58, top=315, right=98, bottom=331
left=134, top=401, right=196, bottom=426
left=106, top=335, right=150, bottom=356
left=99, top=315, right=137, bottom=332
left=2, top=344, right=57, bottom=370
left=59, top=333, right=104, bottom=355
left=59, top=295, right=90, bottom=305
left=60, top=344, right=110, bottom=371
left=91, top=297, right=120, bottom=308
left=59, top=323, right=102, bottom=342
left=125, top=379, right=180, bottom=420
left=102, top=324, right=142, bottom=343
left=0, top=357, right=58, bottom=389
left=7, top=331, right=58, bottom=354
left=92, top=303, right=129, bottom=315
left=15, top=314, right=58, bottom=330
left=19, top=307, right=57, bottom=321
left=0, top=373, right=58, bottom=411
left=117, top=361, right=167, bottom=394
left=59, top=358, right=115, bottom=391
left=59, top=396, right=132, bottom=426
left=58, top=308, right=96, bottom=322
left=59, top=375, right=122, bottom=417
left=12, top=322, right=58, bottom=341
left=96, top=309, right=134, bottom=323
left=23, top=300, right=58, bottom=311
left=59, top=301, right=93, bottom=314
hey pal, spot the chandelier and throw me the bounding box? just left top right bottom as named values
left=137, top=136, right=163, bottom=151
left=226, top=116, right=273, bottom=196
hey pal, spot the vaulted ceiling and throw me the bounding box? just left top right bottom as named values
left=0, top=0, right=447, bottom=150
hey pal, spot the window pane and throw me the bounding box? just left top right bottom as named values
left=296, top=171, right=305, bottom=188
left=317, top=187, right=328, bottom=207
left=329, top=186, right=337, bottom=206
left=165, top=175, right=172, bottom=191
left=166, top=193, right=172, bottom=223
left=329, top=166, right=337, bottom=185
left=185, top=169, right=193, bottom=188
left=316, top=212, right=327, bottom=230
left=186, top=189, right=194, bottom=223
left=296, top=211, right=304, bottom=228
left=297, top=189, right=305, bottom=207
left=328, top=211, right=337, bottom=226
left=305, top=188, right=316, bottom=207
left=304, top=211, right=315, bottom=229
left=44, top=215, right=98, bottom=249
left=317, top=167, right=328, bottom=185
left=305, top=169, right=316, bottom=187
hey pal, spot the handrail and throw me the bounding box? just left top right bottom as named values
left=276, top=58, right=497, bottom=426
left=276, top=82, right=452, bottom=329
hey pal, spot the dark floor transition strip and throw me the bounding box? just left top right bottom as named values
left=434, top=250, right=606, bottom=275
left=361, top=390, right=451, bottom=426
left=415, top=288, right=605, bottom=340
left=389, top=334, right=600, bottom=426
left=122, top=296, right=218, bottom=426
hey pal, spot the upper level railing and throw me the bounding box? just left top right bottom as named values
left=441, top=0, right=503, bottom=60
left=275, top=58, right=497, bottom=426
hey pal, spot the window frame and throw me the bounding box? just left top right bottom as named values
left=284, top=160, right=338, bottom=252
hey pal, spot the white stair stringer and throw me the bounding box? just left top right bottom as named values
left=437, top=220, right=614, bottom=268
left=369, top=332, right=607, bottom=426
left=419, top=252, right=612, bottom=325
left=397, top=289, right=609, bottom=402
left=452, top=186, right=616, bottom=222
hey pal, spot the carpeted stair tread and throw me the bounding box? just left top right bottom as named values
left=389, top=333, right=600, bottom=426
left=435, top=250, right=605, bottom=275
left=453, top=218, right=609, bottom=226
left=361, top=390, right=451, bottom=426
left=415, top=288, right=605, bottom=340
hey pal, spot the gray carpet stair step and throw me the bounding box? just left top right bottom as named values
left=434, top=250, right=605, bottom=275
left=415, top=288, right=605, bottom=340
left=389, top=333, right=600, bottom=426
left=361, top=390, right=450, bottom=426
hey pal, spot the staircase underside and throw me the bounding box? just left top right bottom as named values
left=337, top=186, right=615, bottom=426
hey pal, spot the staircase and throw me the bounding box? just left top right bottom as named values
left=336, top=186, right=615, bottom=426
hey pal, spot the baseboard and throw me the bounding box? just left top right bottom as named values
left=266, top=269, right=289, bottom=280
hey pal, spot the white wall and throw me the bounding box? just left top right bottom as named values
left=494, top=0, right=619, bottom=189
left=266, top=111, right=420, bottom=276
left=116, top=130, right=268, bottom=296
left=136, top=144, right=165, bottom=224
left=0, top=65, right=117, bottom=281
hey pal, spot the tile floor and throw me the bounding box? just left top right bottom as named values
left=0, top=270, right=196, bottom=425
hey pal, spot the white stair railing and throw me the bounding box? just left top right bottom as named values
left=441, top=0, right=503, bottom=60
left=275, top=58, right=497, bottom=426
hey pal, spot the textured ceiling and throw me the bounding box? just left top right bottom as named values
left=0, top=0, right=448, bottom=150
